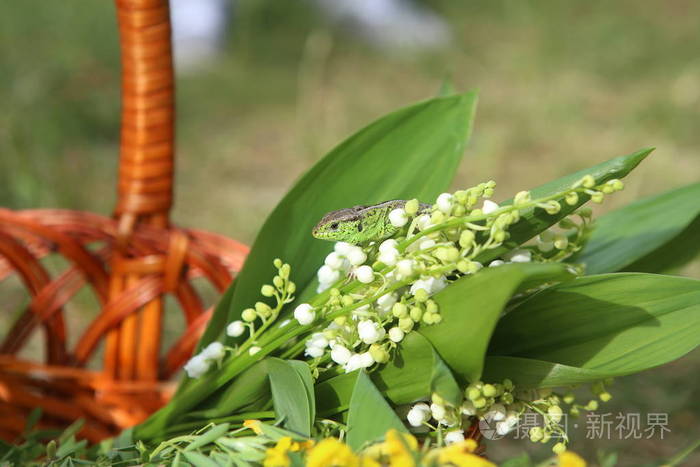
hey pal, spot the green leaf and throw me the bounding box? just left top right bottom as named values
left=213, top=92, right=478, bottom=347
left=58, top=420, right=84, bottom=445
left=187, top=361, right=271, bottom=419
left=182, top=451, right=220, bottom=467
left=573, top=182, right=700, bottom=274
left=184, top=423, right=230, bottom=452
left=624, top=216, right=700, bottom=275
left=267, top=358, right=313, bottom=436
left=287, top=360, right=316, bottom=427
left=420, top=263, right=576, bottom=383
left=489, top=273, right=700, bottom=383
left=483, top=356, right=612, bottom=388
left=429, top=352, right=462, bottom=407
left=346, top=371, right=407, bottom=450
left=477, top=148, right=652, bottom=264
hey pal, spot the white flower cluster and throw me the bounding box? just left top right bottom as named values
left=405, top=380, right=520, bottom=447
left=184, top=259, right=297, bottom=378
left=317, top=242, right=368, bottom=292
left=405, top=378, right=614, bottom=453
left=183, top=342, right=226, bottom=378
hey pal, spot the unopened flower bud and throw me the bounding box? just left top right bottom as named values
left=242, top=308, right=257, bottom=322
left=261, top=285, right=275, bottom=297
left=389, top=208, right=409, bottom=227
left=369, top=344, right=390, bottom=364
left=482, top=384, right=497, bottom=397
left=585, top=400, right=599, bottom=411
left=436, top=193, right=453, bottom=214
left=545, top=201, right=561, bottom=215
left=580, top=175, right=596, bottom=188
left=482, top=200, right=499, bottom=214
left=355, top=265, right=375, bottom=284
left=565, top=191, right=579, bottom=206
left=407, top=403, right=431, bottom=427
left=404, top=199, right=420, bottom=216
left=226, top=320, right=246, bottom=337
left=409, top=307, right=423, bottom=322
left=294, top=303, right=315, bottom=325
left=548, top=405, right=563, bottom=424
left=388, top=327, right=405, bottom=342
left=398, top=317, right=414, bottom=333
left=431, top=210, right=446, bottom=224
left=552, top=442, right=567, bottom=454
left=280, top=264, right=291, bottom=279
left=255, top=301, right=272, bottom=318
left=529, top=426, right=544, bottom=442
left=554, top=234, right=569, bottom=250
left=514, top=191, right=531, bottom=206
left=414, top=288, right=429, bottom=303
left=392, top=302, right=408, bottom=318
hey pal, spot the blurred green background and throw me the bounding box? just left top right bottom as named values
left=0, top=1, right=698, bottom=465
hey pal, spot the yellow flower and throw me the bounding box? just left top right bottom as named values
left=243, top=419, right=263, bottom=435
left=263, top=436, right=295, bottom=467
left=383, top=429, right=418, bottom=467
left=435, top=440, right=495, bottom=467
left=306, top=437, right=359, bottom=467
left=558, top=451, right=586, bottom=467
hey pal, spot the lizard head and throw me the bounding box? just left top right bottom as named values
left=312, top=207, right=365, bottom=243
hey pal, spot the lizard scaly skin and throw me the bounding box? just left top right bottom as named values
left=312, top=200, right=430, bottom=244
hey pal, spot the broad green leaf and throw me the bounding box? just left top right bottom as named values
left=429, top=352, right=462, bottom=407
left=624, top=216, right=700, bottom=275
left=483, top=356, right=612, bottom=388
left=420, top=263, right=576, bottom=383
left=346, top=371, right=407, bottom=450
left=476, top=148, right=652, bottom=264
left=267, top=358, right=313, bottom=436
left=315, top=371, right=357, bottom=417
left=186, top=361, right=270, bottom=419
left=489, top=273, right=700, bottom=377
left=287, top=360, right=316, bottom=427
left=217, top=92, right=478, bottom=347
left=573, top=182, right=700, bottom=274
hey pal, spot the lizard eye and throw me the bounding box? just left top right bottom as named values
left=357, top=223, right=363, bottom=232
left=330, top=223, right=339, bottom=230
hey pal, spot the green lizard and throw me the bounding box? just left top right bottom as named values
left=312, top=200, right=431, bottom=244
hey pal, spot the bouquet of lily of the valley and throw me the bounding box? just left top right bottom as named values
left=129, top=91, right=700, bottom=466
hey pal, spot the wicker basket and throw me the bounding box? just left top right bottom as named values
left=0, top=0, right=248, bottom=442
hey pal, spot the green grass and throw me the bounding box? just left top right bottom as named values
left=1, top=1, right=698, bottom=465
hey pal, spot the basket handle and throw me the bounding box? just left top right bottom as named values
left=114, top=0, right=175, bottom=235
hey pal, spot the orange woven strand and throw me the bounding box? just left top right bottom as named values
left=109, top=0, right=175, bottom=382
